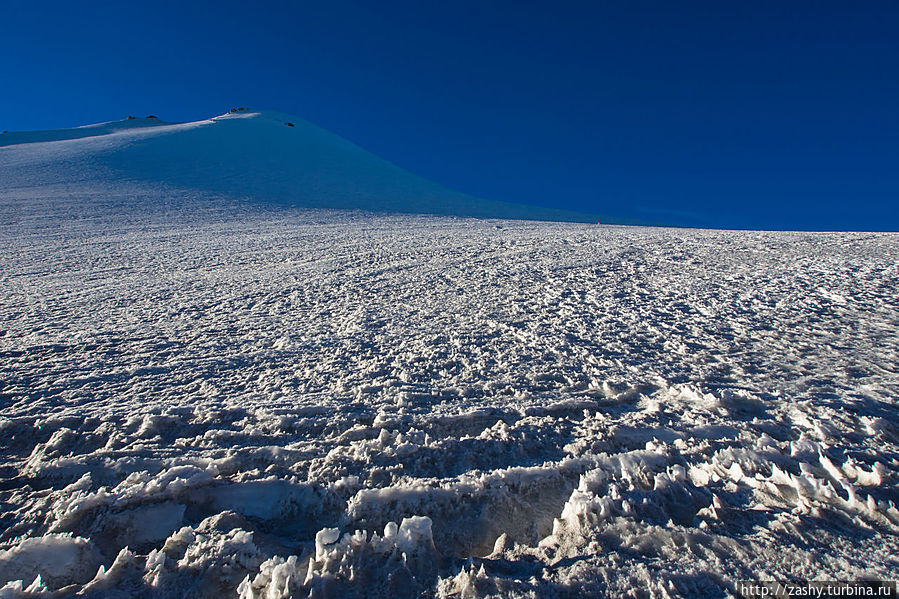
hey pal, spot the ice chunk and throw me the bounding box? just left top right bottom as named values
left=396, top=516, right=435, bottom=557
left=0, top=534, right=100, bottom=591
left=315, top=528, right=340, bottom=560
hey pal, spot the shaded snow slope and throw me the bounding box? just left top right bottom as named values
left=0, top=110, right=592, bottom=222
left=0, top=192, right=897, bottom=597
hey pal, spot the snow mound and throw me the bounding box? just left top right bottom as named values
left=0, top=109, right=591, bottom=221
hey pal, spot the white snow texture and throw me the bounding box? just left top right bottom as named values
left=0, top=111, right=897, bottom=598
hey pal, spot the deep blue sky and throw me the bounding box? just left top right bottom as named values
left=2, top=1, right=897, bottom=230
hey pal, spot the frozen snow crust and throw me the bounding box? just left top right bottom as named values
left=1, top=116, right=898, bottom=596
left=1, top=195, right=896, bottom=597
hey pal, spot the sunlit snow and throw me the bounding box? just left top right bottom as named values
left=1, top=112, right=897, bottom=598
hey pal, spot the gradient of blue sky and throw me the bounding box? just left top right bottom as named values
left=2, top=0, right=897, bottom=230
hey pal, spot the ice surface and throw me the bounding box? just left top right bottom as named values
left=0, top=114, right=898, bottom=597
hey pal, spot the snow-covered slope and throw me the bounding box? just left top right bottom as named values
left=1, top=113, right=898, bottom=598
left=2, top=198, right=898, bottom=597
left=0, top=110, right=590, bottom=221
